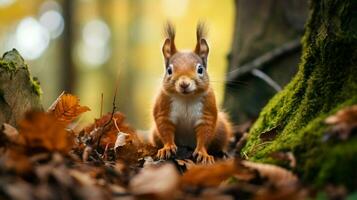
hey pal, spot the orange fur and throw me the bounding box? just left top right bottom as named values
left=152, top=22, right=232, bottom=164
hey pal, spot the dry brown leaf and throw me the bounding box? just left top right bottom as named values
left=254, top=184, right=307, bottom=200
left=114, top=131, right=130, bottom=149
left=325, top=105, right=357, bottom=140
left=70, top=169, right=96, bottom=186
left=181, top=160, right=245, bottom=188
left=242, top=160, right=298, bottom=186
left=49, top=93, right=90, bottom=124
left=129, top=163, right=180, bottom=199
left=84, top=112, right=138, bottom=148
left=18, top=111, right=73, bottom=153
left=0, top=123, right=25, bottom=145
left=2, top=149, right=32, bottom=173
left=2, top=123, right=19, bottom=141
left=259, top=125, right=280, bottom=142
left=269, top=151, right=296, bottom=168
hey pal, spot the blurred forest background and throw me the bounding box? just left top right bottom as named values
left=0, top=0, right=234, bottom=129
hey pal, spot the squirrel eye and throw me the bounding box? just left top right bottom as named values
left=197, top=64, right=204, bottom=75
left=167, top=65, right=173, bottom=75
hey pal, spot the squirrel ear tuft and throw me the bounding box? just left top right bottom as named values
left=196, top=38, right=209, bottom=62
left=162, top=22, right=177, bottom=64
left=195, top=22, right=209, bottom=67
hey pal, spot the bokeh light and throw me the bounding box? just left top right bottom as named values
left=78, top=19, right=111, bottom=68
left=14, top=17, right=50, bottom=60
left=0, top=0, right=15, bottom=7
left=39, top=10, right=64, bottom=39
left=162, top=0, right=189, bottom=18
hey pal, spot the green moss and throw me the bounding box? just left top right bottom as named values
left=0, top=60, right=18, bottom=73
left=242, top=0, right=357, bottom=189
left=1, top=49, right=42, bottom=97
left=30, top=77, right=42, bottom=96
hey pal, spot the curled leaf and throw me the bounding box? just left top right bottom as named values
left=114, top=132, right=129, bottom=149
left=325, top=105, right=357, bottom=140
left=180, top=160, right=245, bottom=188
left=49, top=93, right=90, bottom=124
left=242, top=160, right=298, bottom=186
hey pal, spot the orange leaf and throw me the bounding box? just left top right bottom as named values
left=18, top=111, right=73, bottom=153
left=49, top=93, right=90, bottom=124
left=84, top=112, right=138, bottom=148
left=180, top=160, right=243, bottom=187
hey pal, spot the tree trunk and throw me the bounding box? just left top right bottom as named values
left=242, top=0, right=357, bottom=189
left=224, top=0, right=308, bottom=123
left=62, top=0, right=76, bottom=93
left=0, top=49, right=43, bottom=127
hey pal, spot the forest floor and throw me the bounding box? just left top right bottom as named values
left=0, top=93, right=356, bottom=200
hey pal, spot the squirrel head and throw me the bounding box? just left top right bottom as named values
left=161, top=22, right=210, bottom=97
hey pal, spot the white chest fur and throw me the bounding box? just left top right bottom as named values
left=169, top=96, right=204, bottom=147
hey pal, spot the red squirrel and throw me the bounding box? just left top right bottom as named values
left=151, top=22, right=232, bottom=164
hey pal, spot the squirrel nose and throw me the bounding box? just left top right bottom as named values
left=180, top=82, right=190, bottom=89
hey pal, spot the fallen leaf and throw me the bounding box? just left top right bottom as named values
left=1, top=123, right=24, bottom=146
left=242, top=160, right=298, bottom=186
left=3, top=180, right=34, bottom=200
left=181, top=160, right=244, bottom=188
left=269, top=151, right=296, bottom=168
left=129, top=163, right=180, bottom=199
left=49, top=93, right=90, bottom=124
left=325, top=105, right=357, bottom=140
left=84, top=112, right=138, bottom=148
left=70, top=169, right=96, bottom=186
left=1, top=123, right=19, bottom=141
left=114, top=131, right=129, bottom=149
left=2, top=149, right=32, bottom=173
left=254, top=184, right=307, bottom=200
left=259, top=126, right=280, bottom=142
left=18, top=111, right=73, bottom=153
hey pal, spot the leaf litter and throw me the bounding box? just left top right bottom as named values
left=0, top=92, right=355, bottom=200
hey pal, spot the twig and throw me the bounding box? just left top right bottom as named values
left=100, top=93, right=104, bottom=118
left=251, top=69, right=282, bottom=92
left=226, top=38, right=301, bottom=82
left=113, top=117, right=121, bottom=132
left=96, top=69, right=121, bottom=149
left=47, top=91, right=65, bottom=112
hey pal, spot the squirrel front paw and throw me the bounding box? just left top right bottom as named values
left=193, top=148, right=214, bottom=164
left=157, top=144, right=177, bottom=159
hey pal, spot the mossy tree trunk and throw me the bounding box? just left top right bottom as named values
left=0, top=49, right=43, bottom=127
left=224, top=0, right=308, bottom=124
left=242, top=0, right=357, bottom=189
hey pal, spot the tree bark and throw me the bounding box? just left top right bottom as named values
left=224, top=0, right=308, bottom=123
left=242, top=0, right=357, bottom=189
left=0, top=49, right=43, bottom=126
left=62, top=0, right=76, bottom=93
